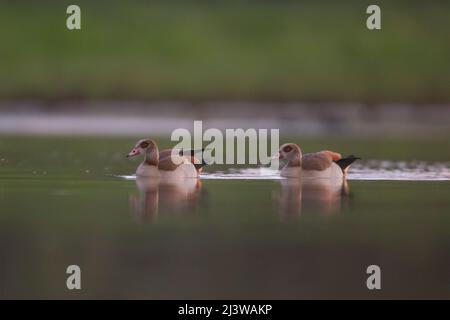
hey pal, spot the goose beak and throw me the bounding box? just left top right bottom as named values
left=127, top=148, right=140, bottom=158
left=272, top=152, right=281, bottom=160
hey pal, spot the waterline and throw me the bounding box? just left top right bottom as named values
left=118, top=160, right=450, bottom=182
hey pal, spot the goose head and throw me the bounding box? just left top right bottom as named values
left=275, top=143, right=302, bottom=165
left=127, top=139, right=158, bottom=161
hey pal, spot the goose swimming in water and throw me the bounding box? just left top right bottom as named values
left=127, top=138, right=206, bottom=178
left=274, top=143, right=360, bottom=179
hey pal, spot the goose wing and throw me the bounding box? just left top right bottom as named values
left=301, top=150, right=342, bottom=171
left=158, top=149, right=202, bottom=171
left=158, top=149, right=184, bottom=171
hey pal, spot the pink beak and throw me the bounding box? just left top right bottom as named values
left=272, top=152, right=281, bottom=160
left=127, top=148, right=141, bottom=158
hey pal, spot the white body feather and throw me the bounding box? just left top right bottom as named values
left=281, top=162, right=344, bottom=180
left=136, top=162, right=198, bottom=178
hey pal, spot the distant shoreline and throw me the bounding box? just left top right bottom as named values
left=1, top=101, right=449, bottom=137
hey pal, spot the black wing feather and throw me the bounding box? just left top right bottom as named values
left=334, top=155, right=360, bottom=172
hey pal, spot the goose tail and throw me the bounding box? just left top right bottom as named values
left=335, top=155, right=361, bottom=173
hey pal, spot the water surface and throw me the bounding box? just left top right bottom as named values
left=0, top=136, right=449, bottom=299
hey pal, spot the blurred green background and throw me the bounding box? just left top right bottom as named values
left=1, top=0, right=449, bottom=103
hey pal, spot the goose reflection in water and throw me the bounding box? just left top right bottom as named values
left=129, top=177, right=203, bottom=223
left=274, top=178, right=350, bottom=221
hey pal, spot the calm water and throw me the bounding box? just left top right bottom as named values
left=0, top=136, right=449, bottom=299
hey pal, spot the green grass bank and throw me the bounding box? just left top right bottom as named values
left=1, top=1, right=449, bottom=103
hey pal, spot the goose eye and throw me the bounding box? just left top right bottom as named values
left=283, top=146, right=293, bottom=152
left=140, top=142, right=149, bottom=148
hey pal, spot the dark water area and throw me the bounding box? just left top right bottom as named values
left=0, top=136, right=449, bottom=299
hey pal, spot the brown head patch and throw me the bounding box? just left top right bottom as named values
left=140, top=141, right=150, bottom=148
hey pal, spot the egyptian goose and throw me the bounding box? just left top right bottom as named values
left=275, top=143, right=360, bottom=179
left=127, top=138, right=206, bottom=178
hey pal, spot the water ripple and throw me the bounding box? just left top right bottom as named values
left=119, top=161, right=450, bottom=181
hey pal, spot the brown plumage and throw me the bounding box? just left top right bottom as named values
left=276, top=143, right=359, bottom=178
left=158, top=149, right=204, bottom=172
left=127, top=139, right=202, bottom=172
left=127, top=138, right=206, bottom=177
left=301, top=150, right=342, bottom=171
